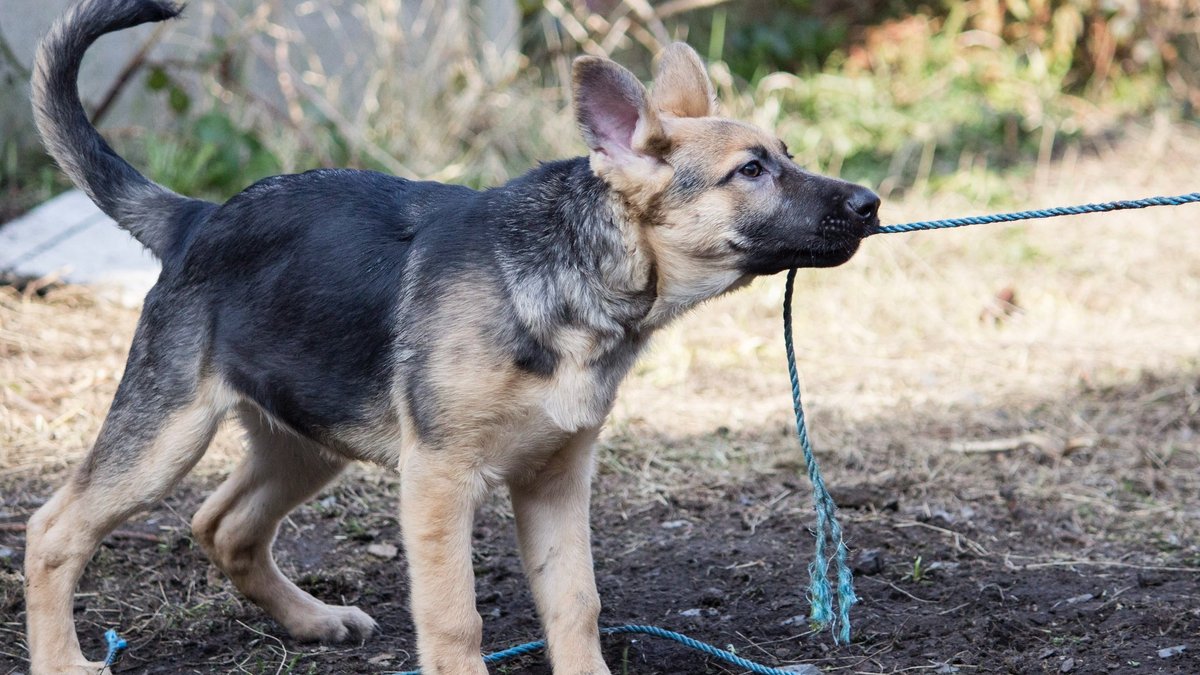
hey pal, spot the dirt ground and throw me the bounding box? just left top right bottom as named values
left=3, top=121, right=1200, bottom=674
left=2, top=416, right=1199, bottom=675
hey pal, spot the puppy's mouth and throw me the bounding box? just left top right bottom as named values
left=731, top=227, right=868, bottom=275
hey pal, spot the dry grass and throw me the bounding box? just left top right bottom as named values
left=0, top=287, right=243, bottom=475
left=141, top=0, right=710, bottom=190
left=2, top=121, right=1199, bottom=546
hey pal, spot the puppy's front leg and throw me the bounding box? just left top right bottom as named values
left=510, top=429, right=610, bottom=675
left=400, top=450, right=488, bottom=675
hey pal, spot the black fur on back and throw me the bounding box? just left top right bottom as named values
left=153, top=162, right=654, bottom=450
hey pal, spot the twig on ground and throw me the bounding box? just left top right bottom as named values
left=1008, top=557, right=1200, bottom=573
left=860, top=576, right=936, bottom=603
left=947, top=433, right=1052, bottom=454
left=894, top=520, right=990, bottom=556
left=0, top=522, right=161, bottom=543
left=234, top=620, right=290, bottom=675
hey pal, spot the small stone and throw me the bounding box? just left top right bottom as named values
left=1059, top=657, right=1075, bottom=672
left=852, top=549, right=885, bottom=575
left=828, top=485, right=898, bottom=511
left=777, top=665, right=822, bottom=674
left=366, top=543, right=398, bottom=559
left=1157, top=645, right=1186, bottom=659
left=680, top=608, right=703, bottom=617
left=780, top=615, right=807, bottom=627
left=923, top=508, right=957, bottom=525
left=0, top=546, right=13, bottom=559
left=1137, top=572, right=1168, bottom=587
left=934, top=665, right=959, bottom=674
left=699, top=587, right=725, bottom=607
left=661, top=520, right=690, bottom=529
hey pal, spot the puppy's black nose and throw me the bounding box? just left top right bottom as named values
left=844, top=185, right=881, bottom=221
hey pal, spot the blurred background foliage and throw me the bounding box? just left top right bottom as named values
left=3, top=0, right=1199, bottom=209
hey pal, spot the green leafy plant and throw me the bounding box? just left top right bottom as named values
left=910, top=556, right=925, bottom=583
left=132, top=66, right=280, bottom=199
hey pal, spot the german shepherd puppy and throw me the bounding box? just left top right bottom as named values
left=24, top=1, right=880, bottom=672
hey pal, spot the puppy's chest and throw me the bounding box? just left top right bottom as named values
left=536, top=353, right=613, bottom=433
left=400, top=325, right=639, bottom=461
left=531, top=326, right=638, bottom=433
left=473, top=344, right=627, bottom=478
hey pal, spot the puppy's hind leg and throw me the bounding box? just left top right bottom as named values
left=191, top=408, right=376, bottom=644
left=24, top=314, right=231, bottom=675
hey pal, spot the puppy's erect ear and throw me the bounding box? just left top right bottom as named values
left=573, top=56, right=666, bottom=164
left=651, top=42, right=717, bottom=118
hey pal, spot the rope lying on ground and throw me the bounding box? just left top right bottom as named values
left=97, top=191, right=1200, bottom=674
left=394, top=625, right=812, bottom=675
left=102, top=629, right=126, bottom=669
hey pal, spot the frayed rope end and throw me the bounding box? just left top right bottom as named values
left=103, top=629, right=128, bottom=668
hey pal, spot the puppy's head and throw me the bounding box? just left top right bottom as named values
left=574, top=44, right=879, bottom=313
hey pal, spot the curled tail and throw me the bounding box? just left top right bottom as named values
left=32, top=0, right=212, bottom=260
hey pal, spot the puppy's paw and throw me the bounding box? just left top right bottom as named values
left=422, top=656, right=489, bottom=675
left=288, top=604, right=378, bottom=644
left=561, top=659, right=612, bottom=675
left=30, top=659, right=108, bottom=675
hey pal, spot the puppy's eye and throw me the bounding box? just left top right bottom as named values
left=739, top=161, right=763, bottom=178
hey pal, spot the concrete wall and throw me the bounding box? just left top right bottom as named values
left=2, top=0, right=171, bottom=157
left=0, top=0, right=519, bottom=162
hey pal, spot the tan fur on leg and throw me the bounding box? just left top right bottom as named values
left=510, top=429, right=609, bottom=675
left=400, top=448, right=489, bottom=675
left=23, top=487, right=104, bottom=675
left=25, top=381, right=230, bottom=675
left=191, top=409, right=376, bottom=643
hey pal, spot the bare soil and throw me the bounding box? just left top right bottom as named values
left=2, top=369, right=1198, bottom=674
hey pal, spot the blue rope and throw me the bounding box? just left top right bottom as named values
left=783, top=269, right=856, bottom=645
left=772, top=189, right=1200, bottom=646
left=876, top=191, right=1200, bottom=234
left=393, top=625, right=807, bottom=675
left=102, top=629, right=127, bottom=669
left=774, top=190, right=1200, bottom=643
